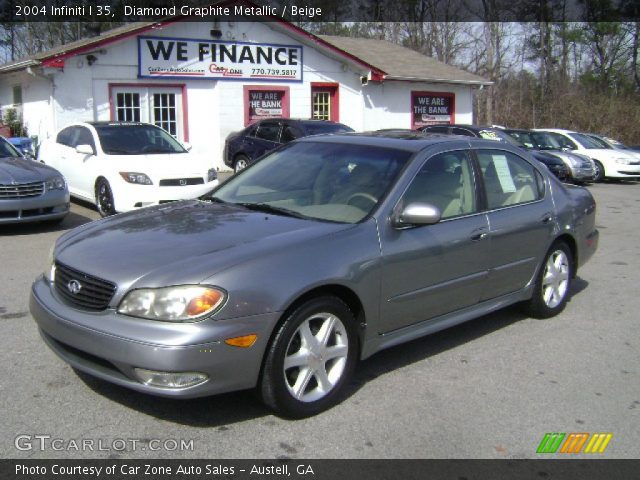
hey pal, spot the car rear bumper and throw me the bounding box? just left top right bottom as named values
left=606, top=164, right=640, bottom=178
left=30, top=276, right=280, bottom=398
left=0, top=189, right=69, bottom=224
left=112, top=180, right=219, bottom=213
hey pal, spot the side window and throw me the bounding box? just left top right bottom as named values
left=403, top=150, right=477, bottom=220
left=554, top=134, right=578, bottom=150
left=56, top=127, right=74, bottom=147
left=451, top=127, right=476, bottom=137
left=476, top=149, right=542, bottom=209
left=281, top=125, right=302, bottom=143
left=255, top=122, right=281, bottom=142
left=75, top=127, right=96, bottom=152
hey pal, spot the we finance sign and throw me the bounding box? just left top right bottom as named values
left=138, top=36, right=303, bottom=82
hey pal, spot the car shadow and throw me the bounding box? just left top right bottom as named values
left=74, top=277, right=590, bottom=426
left=0, top=211, right=94, bottom=236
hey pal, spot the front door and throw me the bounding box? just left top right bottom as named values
left=379, top=149, right=491, bottom=333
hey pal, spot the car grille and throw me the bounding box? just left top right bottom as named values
left=54, top=262, right=117, bottom=311
left=0, top=181, right=44, bottom=199
left=159, top=178, right=204, bottom=186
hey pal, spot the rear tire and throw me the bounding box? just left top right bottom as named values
left=522, top=241, right=573, bottom=319
left=260, top=296, right=358, bottom=418
left=95, top=178, right=116, bottom=217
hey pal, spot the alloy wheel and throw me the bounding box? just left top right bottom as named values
left=542, top=249, right=570, bottom=308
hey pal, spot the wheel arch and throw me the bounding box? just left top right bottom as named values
left=552, top=233, right=578, bottom=277
left=259, top=284, right=366, bottom=375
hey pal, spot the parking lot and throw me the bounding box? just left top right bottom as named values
left=0, top=179, right=638, bottom=459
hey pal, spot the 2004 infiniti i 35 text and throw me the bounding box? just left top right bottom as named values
left=30, top=132, right=598, bottom=418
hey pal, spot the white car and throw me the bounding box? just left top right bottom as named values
left=38, top=122, right=219, bottom=216
left=534, top=128, right=640, bottom=182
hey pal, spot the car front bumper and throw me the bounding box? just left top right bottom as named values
left=605, top=163, right=640, bottom=178
left=29, top=276, right=280, bottom=398
left=0, top=189, right=69, bottom=224
left=111, top=180, right=219, bottom=213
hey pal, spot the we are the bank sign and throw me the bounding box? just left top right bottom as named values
left=138, top=36, right=303, bottom=82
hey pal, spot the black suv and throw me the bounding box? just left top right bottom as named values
left=224, top=119, right=354, bottom=173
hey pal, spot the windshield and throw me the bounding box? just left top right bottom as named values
left=303, top=124, right=354, bottom=136
left=94, top=124, right=187, bottom=155
left=210, top=141, right=411, bottom=224
left=0, top=138, right=22, bottom=158
left=570, top=133, right=611, bottom=149
left=506, top=130, right=563, bottom=150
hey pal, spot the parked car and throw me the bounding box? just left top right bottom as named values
left=31, top=132, right=598, bottom=417
left=8, top=137, right=35, bottom=159
left=38, top=122, right=219, bottom=216
left=0, top=136, right=69, bottom=224
left=503, top=128, right=594, bottom=183
left=534, top=129, right=640, bottom=182
left=420, top=124, right=570, bottom=182
left=583, top=133, right=640, bottom=157
left=224, top=118, right=354, bottom=173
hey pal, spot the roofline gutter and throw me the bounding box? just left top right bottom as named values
left=383, top=75, right=493, bottom=86
left=0, top=59, right=40, bottom=74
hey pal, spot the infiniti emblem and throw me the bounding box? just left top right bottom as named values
left=67, top=279, right=82, bottom=295
left=179, top=179, right=187, bottom=186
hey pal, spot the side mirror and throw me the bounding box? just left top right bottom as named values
left=183, top=142, right=193, bottom=151
left=75, top=144, right=94, bottom=156
left=393, top=202, right=441, bottom=228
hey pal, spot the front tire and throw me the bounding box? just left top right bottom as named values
left=95, top=178, right=116, bottom=217
left=260, top=296, right=358, bottom=418
left=593, top=160, right=605, bottom=183
left=523, top=242, right=573, bottom=319
left=234, top=155, right=249, bottom=173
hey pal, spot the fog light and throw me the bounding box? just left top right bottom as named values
left=133, top=368, right=208, bottom=389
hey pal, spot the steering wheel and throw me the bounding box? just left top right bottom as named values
left=346, top=192, right=378, bottom=209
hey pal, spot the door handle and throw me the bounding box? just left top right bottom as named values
left=471, top=232, right=488, bottom=241
left=541, top=213, right=553, bottom=223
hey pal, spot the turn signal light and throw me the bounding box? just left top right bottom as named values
left=225, top=334, right=258, bottom=348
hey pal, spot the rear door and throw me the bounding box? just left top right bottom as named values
left=379, top=148, right=491, bottom=332
left=474, top=148, right=555, bottom=300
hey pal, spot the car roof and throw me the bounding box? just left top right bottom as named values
left=533, top=128, right=577, bottom=134
left=295, top=131, right=518, bottom=153
left=88, top=121, right=153, bottom=127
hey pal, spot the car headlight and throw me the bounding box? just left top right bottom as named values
left=615, top=158, right=632, bottom=165
left=119, top=172, right=153, bottom=185
left=45, top=176, right=65, bottom=191
left=44, top=244, right=56, bottom=283
left=117, top=285, right=226, bottom=322
left=207, top=168, right=218, bottom=182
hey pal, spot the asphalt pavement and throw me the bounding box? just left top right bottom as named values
left=0, top=180, right=638, bottom=459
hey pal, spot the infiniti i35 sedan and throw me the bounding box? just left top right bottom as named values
left=30, top=132, right=598, bottom=417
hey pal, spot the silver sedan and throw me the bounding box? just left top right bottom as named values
left=30, top=132, right=598, bottom=418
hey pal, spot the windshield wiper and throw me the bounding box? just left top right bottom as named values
left=236, top=202, right=308, bottom=219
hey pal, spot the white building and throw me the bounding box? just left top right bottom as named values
left=0, top=18, right=490, bottom=170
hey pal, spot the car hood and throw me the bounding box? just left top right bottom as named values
left=104, top=152, right=210, bottom=176
left=528, top=150, right=564, bottom=165
left=0, top=156, right=60, bottom=183
left=56, top=200, right=352, bottom=289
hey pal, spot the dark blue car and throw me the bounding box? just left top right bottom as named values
left=224, top=119, right=354, bottom=173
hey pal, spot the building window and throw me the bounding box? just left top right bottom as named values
left=115, top=93, right=141, bottom=122
left=243, top=86, right=290, bottom=127
left=110, top=84, right=186, bottom=141
left=152, top=93, right=177, bottom=136
left=310, top=83, right=339, bottom=122
left=12, top=85, right=22, bottom=105
left=312, top=91, right=330, bottom=120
